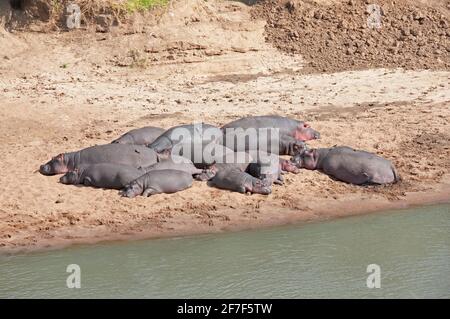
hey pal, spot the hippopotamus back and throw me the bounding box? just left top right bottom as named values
left=76, top=144, right=158, bottom=168
left=111, top=126, right=165, bottom=145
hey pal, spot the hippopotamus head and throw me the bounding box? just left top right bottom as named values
left=290, top=149, right=318, bottom=170
left=39, top=154, right=68, bottom=176
left=59, top=170, right=80, bottom=185
left=294, top=123, right=320, bottom=141
left=120, top=181, right=143, bottom=198
left=279, top=159, right=300, bottom=174
left=251, top=177, right=272, bottom=195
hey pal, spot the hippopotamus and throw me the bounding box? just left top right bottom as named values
left=39, top=144, right=158, bottom=176
left=291, top=146, right=400, bottom=185
left=246, top=152, right=299, bottom=185
left=196, top=151, right=254, bottom=181
left=222, top=131, right=307, bottom=156
left=208, top=167, right=272, bottom=195
left=220, top=115, right=315, bottom=155
left=59, top=163, right=145, bottom=190
left=221, top=115, right=320, bottom=141
left=148, top=123, right=222, bottom=154
left=120, top=169, right=193, bottom=198
left=141, top=155, right=205, bottom=179
left=112, top=126, right=165, bottom=145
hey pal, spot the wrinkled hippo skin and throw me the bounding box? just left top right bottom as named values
left=291, top=146, right=400, bottom=185
left=59, top=163, right=145, bottom=190
left=121, top=169, right=193, bottom=198
left=208, top=167, right=272, bottom=195
left=39, top=144, right=158, bottom=176
left=112, top=126, right=165, bottom=145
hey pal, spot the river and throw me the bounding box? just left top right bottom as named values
left=1, top=204, right=449, bottom=298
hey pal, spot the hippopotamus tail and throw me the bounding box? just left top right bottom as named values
left=392, top=165, right=401, bottom=183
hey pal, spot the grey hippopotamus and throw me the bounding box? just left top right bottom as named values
left=197, top=151, right=254, bottom=181
left=120, top=169, right=193, bottom=198
left=141, top=155, right=205, bottom=179
left=39, top=144, right=158, bottom=176
left=59, top=163, right=145, bottom=190
left=221, top=115, right=320, bottom=140
left=208, top=167, right=272, bottom=195
left=246, top=152, right=299, bottom=185
left=222, top=131, right=307, bottom=156
left=111, top=126, right=165, bottom=145
left=148, top=123, right=222, bottom=154
left=220, top=115, right=316, bottom=155
left=291, top=146, right=400, bottom=185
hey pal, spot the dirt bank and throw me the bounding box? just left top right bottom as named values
left=252, top=0, right=450, bottom=73
left=0, top=0, right=449, bottom=253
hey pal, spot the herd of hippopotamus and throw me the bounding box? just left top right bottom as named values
left=39, top=115, right=400, bottom=197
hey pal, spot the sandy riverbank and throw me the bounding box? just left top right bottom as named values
left=0, top=0, right=449, bottom=254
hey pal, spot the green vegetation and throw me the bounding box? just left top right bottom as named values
left=125, top=0, right=169, bottom=11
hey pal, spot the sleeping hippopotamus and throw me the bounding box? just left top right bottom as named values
left=246, top=152, right=299, bottom=185
left=141, top=155, right=205, bottom=179
left=148, top=123, right=222, bottom=154
left=39, top=144, right=158, bottom=176
left=120, top=169, right=193, bottom=198
left=196, top=151, right=254, bottom=181
left=112, top=126, right=165, bottom=145
left=208, top=167, right=272, bottom=195
left=59, top=163, right=145, bottom=190
left=291, top=146, right=400, bottom=185
left=220, top=115, right=316, bottom=155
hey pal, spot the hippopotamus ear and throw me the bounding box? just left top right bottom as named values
left=54, top=153, right=64, bottom=161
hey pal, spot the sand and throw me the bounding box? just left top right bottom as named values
left=0, top=0, right=449, bottom=254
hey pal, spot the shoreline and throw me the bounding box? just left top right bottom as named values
left=2, top=177, right=449, bottom=255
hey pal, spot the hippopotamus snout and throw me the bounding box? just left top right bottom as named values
left=39, top=164, right=52, bottom=176
left=252, top=178, right=272, bottom=195
left=295, top=123, right=321, bottom=141
left=313, top=131, right=321, bottom=139
left=120, top=182, right=142, bottom=198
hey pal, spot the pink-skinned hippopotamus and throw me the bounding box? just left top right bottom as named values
left=291, top=146, right=400, bottom=185
left=112, top=126, right=165, bottom=145
left=39, top=144, right=158, bottom=176
left=59, top=163, right=146, bottom=190
left=120, top=169, right=193, bottom=198
left=148, top=123, right=222, bottom=154
left=208, top=167, right=272, bottom=195
left=220, top=115, right=317, bottom=155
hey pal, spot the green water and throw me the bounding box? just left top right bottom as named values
left=0, top=204, right=449, bottom=298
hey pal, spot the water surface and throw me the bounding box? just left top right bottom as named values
left=1, top=204, right=449, bottom=298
